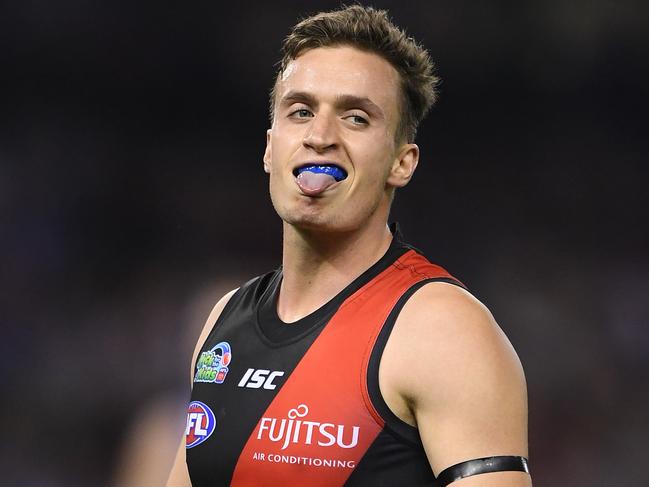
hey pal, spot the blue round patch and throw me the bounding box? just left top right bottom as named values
left=185, top=401, right=216, bottom=449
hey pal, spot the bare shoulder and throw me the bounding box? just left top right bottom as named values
left=384, top=281, right=526, bottom=404
left=380, top=281, right=529, bottom=479
left=190, top=288, right=239, bottom=381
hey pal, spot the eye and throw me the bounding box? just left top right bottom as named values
left=288, top=108, right=313, bottom=119
left=344, top=113, right=369, bottom=126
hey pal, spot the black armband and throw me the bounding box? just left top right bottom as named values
left=436, top=456, right=530, bottom=486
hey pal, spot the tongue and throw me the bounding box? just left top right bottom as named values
left=296, top=171, right=338, bottom=196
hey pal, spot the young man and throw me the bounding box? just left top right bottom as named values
left=167, top=6, right=531, bottom=486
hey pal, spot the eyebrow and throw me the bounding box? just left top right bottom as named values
left=280, top=91, right=385, bottom=120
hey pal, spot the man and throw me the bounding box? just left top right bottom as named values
left=167, top=5, right=530, bottom=486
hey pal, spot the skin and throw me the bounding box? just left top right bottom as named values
left=167, top=45, right=531, bottom=486
left=263, top=46, right=419, bottom=322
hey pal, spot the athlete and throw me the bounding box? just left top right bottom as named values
left=167, top=6, right=530, bottom=486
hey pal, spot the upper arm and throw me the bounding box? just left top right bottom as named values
left=381, top=282, right=531, bottom=486
left=165, top=288, right=239, bottom=487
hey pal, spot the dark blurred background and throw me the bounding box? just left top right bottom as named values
left=1, top=1, right=648, bottom=485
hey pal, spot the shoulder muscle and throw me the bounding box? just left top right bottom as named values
left=381, top=282, right=528, bottom=477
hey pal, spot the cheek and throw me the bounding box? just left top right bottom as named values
left=267, top=175, right=283, bottom=209
left=360, top=149, right=395, bottom=187
left=268, top=169, right=283, bottom=190
left=268, top=169, right=295, bottom=204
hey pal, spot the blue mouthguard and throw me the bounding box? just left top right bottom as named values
left=296, top=165, right=347, bottom=181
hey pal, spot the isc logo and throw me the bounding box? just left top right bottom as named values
left=238, top=368, right=285, bottom=390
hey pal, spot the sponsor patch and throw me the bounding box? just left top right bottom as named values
left=185, top=401, right=216, bottom=448
left=194, top=341, right=232, bottom=384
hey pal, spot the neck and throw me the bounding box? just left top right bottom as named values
left=277, top=221, right=393, bottom=323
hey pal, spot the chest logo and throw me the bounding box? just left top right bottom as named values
left=257, top=404, right=360, bottom=451
left=238, top=368, right=285, bottom=390
left=194, top=341, right=232, bottom=384
left=185, top=401, right=216, bottom=448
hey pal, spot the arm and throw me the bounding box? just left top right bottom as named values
left=165, top=289, right=239, bottom=487
left=379, top=282, right=531, bottom=486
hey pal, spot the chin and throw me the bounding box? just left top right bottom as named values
left=270, top=191, right=386, bottom=235
left=279, top=208, right=367, bottom=235
left=282, top=212, right=337, bottom=232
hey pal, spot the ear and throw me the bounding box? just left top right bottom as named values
left=387, top=143, right=419, bottom=188
left=263, top=129, right=272, bottom=174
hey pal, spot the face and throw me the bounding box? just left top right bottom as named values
left=264, top=45, right=419, bottom=233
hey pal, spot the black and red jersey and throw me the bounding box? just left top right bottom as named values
left=186, top=230, right=463, bottom=486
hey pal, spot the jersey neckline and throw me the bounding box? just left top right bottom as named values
left=255, top=223, right=412, bottom=346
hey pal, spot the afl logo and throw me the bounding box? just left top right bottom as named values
left=185, top=401, right=216, bottom=449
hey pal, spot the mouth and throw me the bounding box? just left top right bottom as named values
left=292, top=163, right=348, bottom=196
left=292, top=163, right=348, bottom=181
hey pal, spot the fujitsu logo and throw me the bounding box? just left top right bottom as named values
left=257, top=404, right=360, bottom=451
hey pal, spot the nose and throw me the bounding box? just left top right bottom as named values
left=302, top=112, right=338, bottom=153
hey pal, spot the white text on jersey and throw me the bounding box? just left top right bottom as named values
left=257, top=404, right=360, bottom=451
left=186, top=412, right=208, bottom=436
left=238, top=368, right=285, bottom=390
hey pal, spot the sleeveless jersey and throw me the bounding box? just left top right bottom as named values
left=186, top=232, right=463, bottom=486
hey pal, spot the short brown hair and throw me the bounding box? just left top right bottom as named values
left=270, top=5, right=439, bottom=142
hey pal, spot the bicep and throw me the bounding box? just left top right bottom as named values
left=415, top=327, right=529, bottom=475
left=389, top=283, right=530, bottom=484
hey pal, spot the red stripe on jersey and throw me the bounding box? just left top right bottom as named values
left=230, top=250, right=455, bottom=486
